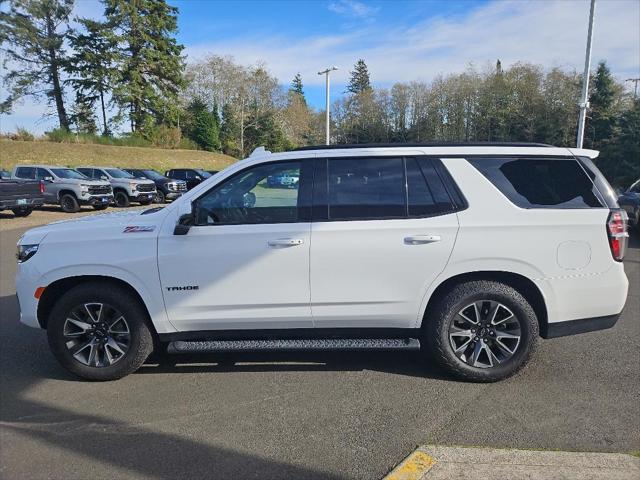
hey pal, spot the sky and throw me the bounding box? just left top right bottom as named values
left=1, top=0, right=639, bottom=134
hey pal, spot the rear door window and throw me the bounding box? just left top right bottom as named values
left=468, top=158, right=604, bottom=209
left=327, top=157, right=405, bottom=220
left=407, top=158, right=454, bottom=216
left=15, top=167, right=35, bottom=179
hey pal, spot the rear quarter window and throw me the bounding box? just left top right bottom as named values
left=468, top=157, right=605, bottom=209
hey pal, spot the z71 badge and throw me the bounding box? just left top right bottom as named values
left=123, top=225, right=156, bottom=233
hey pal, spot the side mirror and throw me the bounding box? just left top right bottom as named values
left=100, top=175, right=109, bottom=181
left=195, top=175, right=202, bottom=181
left=174, top=212, right=194, bottom=235
left=44, top=176, right=54, bottom=182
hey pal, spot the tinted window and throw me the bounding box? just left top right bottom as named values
left=468, top=158, right=604, bottom=209
left=105, top=168, right=134, bottom=178
left=630, top=181, right=640, bottom=194
left=51, top=168, right=88, bottom=179
left=76, top=168, right=93, bottom=178
left=577, top=157, right=618, bottom=208
left=328, top=158, right=405, bottom=220
left=194, top=161, right=302, bottom=225
left=15, top=167, right=35, bottom=179
left=407, top=158, right=454, bottom=216
left=35, top=168, right=51, bottom=180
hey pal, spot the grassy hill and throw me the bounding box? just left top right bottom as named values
left=0, top=140, right=237, bottom=173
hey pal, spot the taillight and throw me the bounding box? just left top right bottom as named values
left=39, top=180, right=45, bottom=194
left=607, top=209, right=628, bottom=262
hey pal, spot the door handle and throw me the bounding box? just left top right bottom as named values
left=404, top=235, right=441, bottom=245
left=268, top=238, right=304, bottom=247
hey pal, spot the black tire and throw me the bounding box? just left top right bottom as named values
left=154, top=190, right=166, bottom=204
left=93, top=204, right=108, bottom=211
left=114, top=190, right=130, bottom=208
left=59, top=193, right=80, bottom=213
left=138, top=198, right=153, bottom=206
left=11, top=207, right=33, bottom=217
left=47, top=282, right=154, bottom=381
left=423, top=280, right=538, bottom=382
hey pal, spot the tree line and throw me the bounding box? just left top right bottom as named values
left=1, top=0, right=638, bottom=186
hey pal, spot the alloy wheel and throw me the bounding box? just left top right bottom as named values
left=448, top=300, right=521, bottom=368
left=63, top=303, right=131, bottom=367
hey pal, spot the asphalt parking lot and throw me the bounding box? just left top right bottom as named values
left=1, top=210, right=639, bottom=480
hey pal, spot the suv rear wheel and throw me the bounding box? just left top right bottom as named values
left=47, top=283, right=154, bottom=381
left=59, top=193, right=80, bottom=213
left=424, top=280, right=538, bottom=382
left=11, top=206, right=33, bottom=217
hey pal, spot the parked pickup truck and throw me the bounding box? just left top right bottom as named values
left=77, top=167, right=156, bottom=207
left=13, top=165, right=113, bottom=213
left=0, top=178, right=45, bottom=217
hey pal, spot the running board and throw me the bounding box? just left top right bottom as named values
left=168, top=338, right=421, bottom=354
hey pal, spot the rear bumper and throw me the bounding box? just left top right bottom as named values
left=541, top=312, right=622, bottom=338
left=0, top=197, right=44, bottom=209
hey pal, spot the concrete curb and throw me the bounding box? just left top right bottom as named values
left=383, top=445, right=640, bottom=480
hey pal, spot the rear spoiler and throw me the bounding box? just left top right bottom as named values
left=567, top=148, right=599, bottom=159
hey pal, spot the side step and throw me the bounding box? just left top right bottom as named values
left=168, top=338, right=421, bottom=354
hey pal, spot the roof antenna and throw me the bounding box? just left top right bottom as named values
left=250, top=146, right=271, bottom=157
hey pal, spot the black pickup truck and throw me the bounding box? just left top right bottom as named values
left=0, top=176, right=45, bottom=217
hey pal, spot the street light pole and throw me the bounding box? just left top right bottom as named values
left=576, top=0, right=596, bottom=149
left=318, top=66, right=338, bottom=145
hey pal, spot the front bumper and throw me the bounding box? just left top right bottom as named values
left=165, top=192, right=183, bottom=200
left=130, top=191, right=156, bottom=202
left=80, top=194, right=113, bottom=206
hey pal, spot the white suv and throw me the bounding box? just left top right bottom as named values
left=15, top=143, right=629, bottom=382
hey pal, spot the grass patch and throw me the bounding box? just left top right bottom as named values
left=0, top=139, right=236, bottom=173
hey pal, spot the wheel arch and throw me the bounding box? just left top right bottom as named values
left=421, top=271, right=549, bottom=337
left=57, top=189, right=77, bottom=200
left=37, top=275, right=159, bottom=340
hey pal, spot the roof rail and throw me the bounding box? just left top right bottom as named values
left=293, top=142, right=555, bottom=151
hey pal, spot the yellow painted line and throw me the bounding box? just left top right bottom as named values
left=383, top=450, right=436, bottom=480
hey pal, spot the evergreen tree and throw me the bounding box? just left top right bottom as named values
left=290, top=73, right=304, bottom=97
left=186, top=98, right=220, bottom=151
left=347, top=59, right=371, bottom=94
left=67, top=18, right=118, bottom=136
left=220, top=103, right=241, bottom=157
left=0, top=0, right=73, bottom=130
left=587, top=61, right=618, bottom=149
left=103, top=0, right=185, bottom=135
left=71, top=92, right=98, bottom=134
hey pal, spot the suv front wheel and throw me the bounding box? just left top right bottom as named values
left=47, top=283, right=154, bottom=381
left=424, top=280, right=538, bottom=382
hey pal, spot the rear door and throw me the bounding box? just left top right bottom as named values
left=310, top=156, right=460, bottom=329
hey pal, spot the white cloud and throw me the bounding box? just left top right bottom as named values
left=328, top=0, right=380, bottom=18
left=186, top=0, right=640, bottom=87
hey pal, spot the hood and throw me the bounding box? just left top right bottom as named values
left=19, top=208, right=165, bottom=245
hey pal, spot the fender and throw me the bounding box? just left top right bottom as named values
left=415, top=258, right=552, bottom=328
left=40, top=264, right=177, bottom=334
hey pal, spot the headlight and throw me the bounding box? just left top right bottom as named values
left=130, top=182, right=138, bottom=191
left=80, top=184, right=89, bottom=194
left=16, top=244, right=39, bottom=263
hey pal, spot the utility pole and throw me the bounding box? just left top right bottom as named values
left=626, top=78, right=640, bottom=99
left=576, top=0, right=596, bottom=149
left=318, top=66, right=338, bottom=145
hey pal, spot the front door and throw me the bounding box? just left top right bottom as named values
left=158, top=159, right=314, bottom=332
left=310, top=156, right=460, bottom=329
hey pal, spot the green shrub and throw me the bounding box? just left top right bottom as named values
left=46, top=128, right=76, bottom=143
left=150, top=125, right=182, bottom=149
left=178, top=137, right=199, bottom=150
left=11, top=127, right=35, bottom=141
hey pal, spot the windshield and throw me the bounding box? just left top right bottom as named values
left=51, top=168, right=87, bottom=179
left=195, top=169, right=212, bottom=178
left=141, top=170, right=166, bottom=180
left=106, top=168, right=135, bottom=179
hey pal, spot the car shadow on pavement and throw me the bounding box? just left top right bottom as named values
left=0, top=293, right=343, bottom=480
